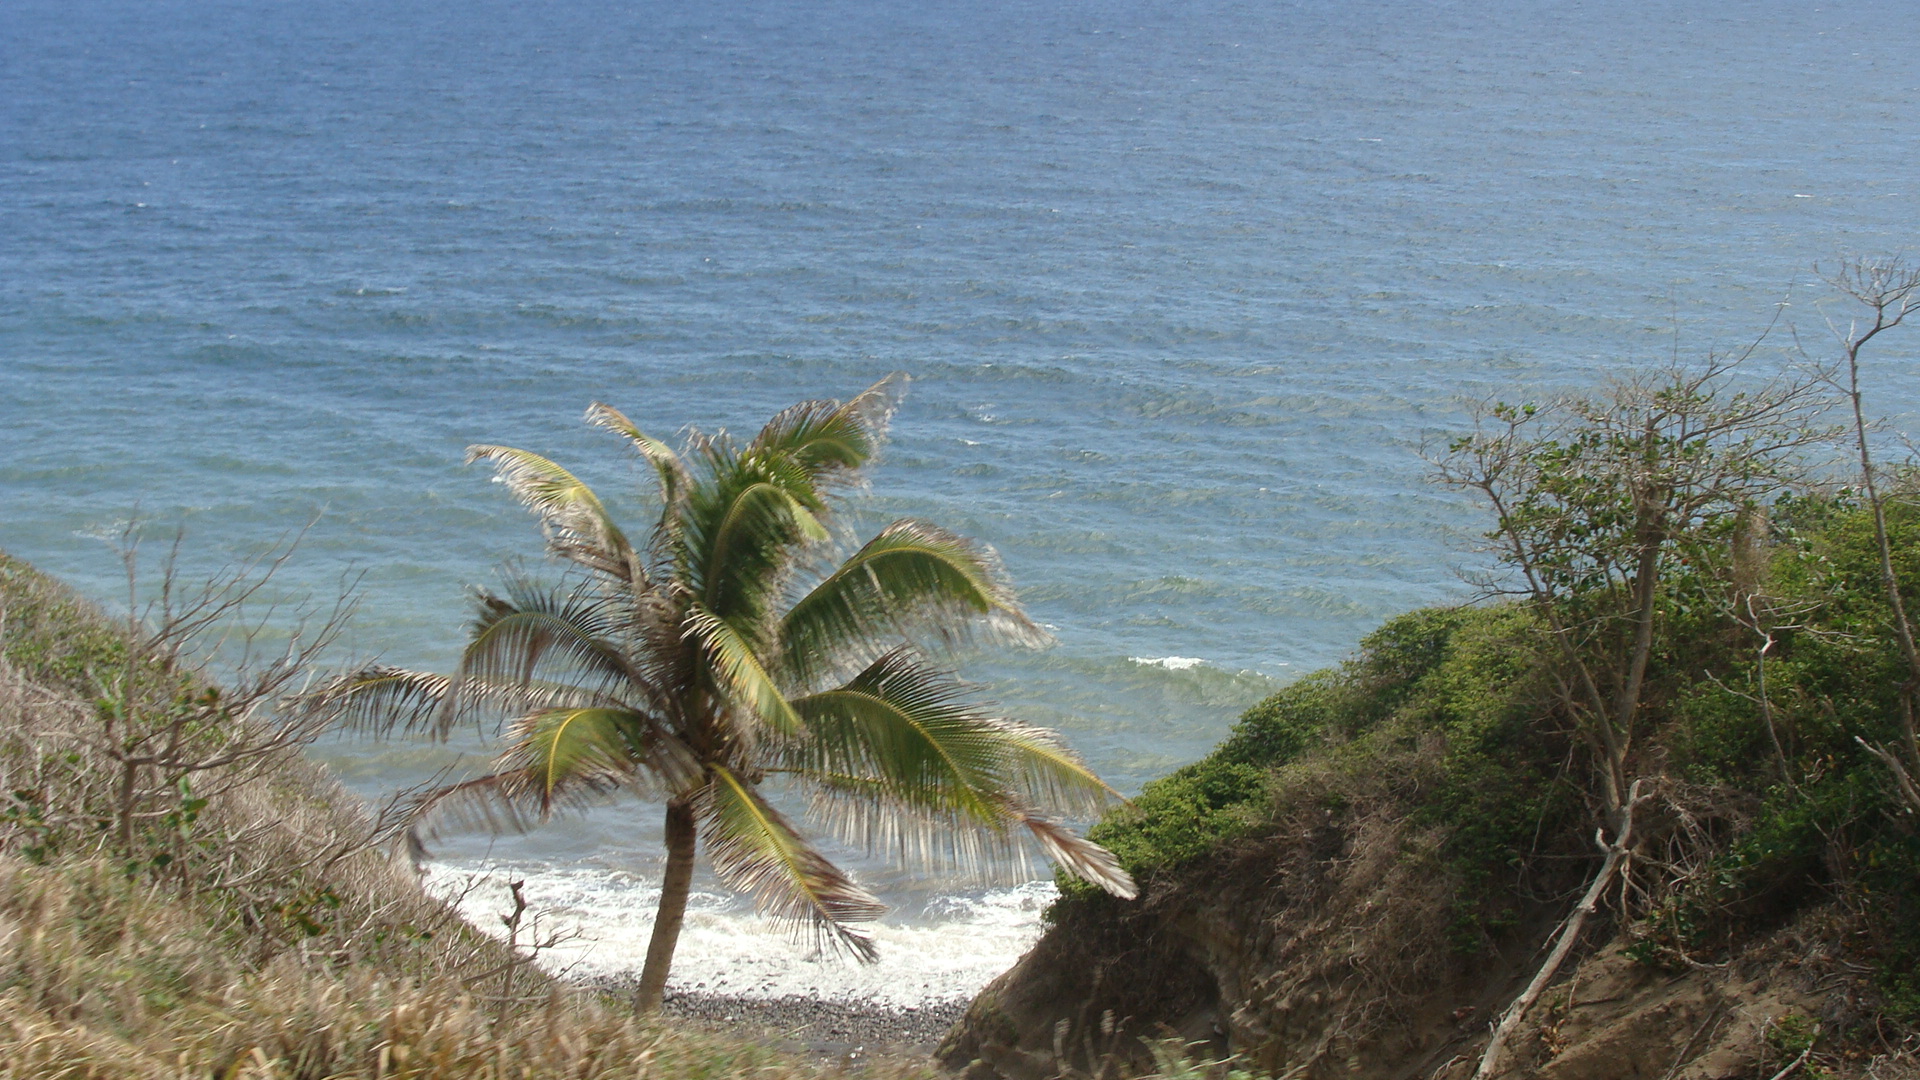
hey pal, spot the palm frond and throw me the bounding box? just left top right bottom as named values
left=785, top=650, right=1127, bottom=892
left=396, top=764, right=630, bottom=845
left=790, top=649, right=1115, bottom=817
left=493, top=707, right=649, bottom=815
left=788, top=659, right=1003, bottom=821
left=971, top=716, right=1124, bottom=818
left=466, top=445, right=634, bottom=577
left=584, top=401, right=692, bottom=518
left=700, top=765, right=885, bottom=961
left=459, top=675, right=642, bottom=718
left=683, top=604, right=803, bottom=736
left=399, top=707, right=695, bottom=848
left=300, top=665, right=451, bottom=736
left=400, top=772, right=541, bottom=841
left=693, top=476, right=831, bottom=618
left=801, top=774, right=1134, bottom=896
left=749, top=373, right=906, bottom=492
left=456, top=579, right=657, bottom=721
left=801, top=778, right=1035, bottom=882
left=780, top=519, right=1047, bottom=687
left=1023, top=816, right=1137, bottom=899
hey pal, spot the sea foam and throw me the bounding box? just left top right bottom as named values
left=1129, top=655, right=1208, bottom=670
left=427, top=863, right=1054, bottom=1007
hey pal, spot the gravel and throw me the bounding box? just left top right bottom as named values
left=574, top=975, right=967, bottom=1061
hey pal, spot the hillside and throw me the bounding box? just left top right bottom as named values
left=940, top=491, right=1920, bottom=1079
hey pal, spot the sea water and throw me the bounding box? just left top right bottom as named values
left=5, top=0, right=1920, bottom=1003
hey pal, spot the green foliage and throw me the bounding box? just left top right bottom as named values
left=1758, top=1013, right=1838, bottom=1080
left=1053, top=674, right=1341, bottom=904
left=1063, top=603, right=1564, bottom=941
left=0, top=552, right=126, bottom=692
left=1637, top=496, right=1920, bottom=978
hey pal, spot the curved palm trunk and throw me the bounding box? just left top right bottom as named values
left=634, top=798, right=698, bottom=1013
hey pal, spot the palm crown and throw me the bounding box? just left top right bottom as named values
left=320, top=376, right=1134, bottom=1010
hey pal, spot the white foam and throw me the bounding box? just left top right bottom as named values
left=426, top=864, right=1053, bottom=1007
left=1129, top=655, right=1207, bottom=670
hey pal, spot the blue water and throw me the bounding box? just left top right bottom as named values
left=6, top=0, right=1920, bottom=997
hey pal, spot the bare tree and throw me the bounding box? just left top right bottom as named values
left=1818, top=257, right=1920, bottom=817
left=1435, top=354, right=1833, bottom=1078
left=91, top=525, right=359, bottom=865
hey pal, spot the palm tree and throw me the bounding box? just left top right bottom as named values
left=320, top=375, right=1135, bottom=1012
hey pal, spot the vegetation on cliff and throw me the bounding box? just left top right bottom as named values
left=1073, top=488, right=1920, bottom=992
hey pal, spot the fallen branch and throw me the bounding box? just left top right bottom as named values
left=1475, top=781, right=1647, bottom=1079
left=1767, top=1045, right=1813, bottom=1080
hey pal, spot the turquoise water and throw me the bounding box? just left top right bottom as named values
left=6, top=0, right=1920, bottom=998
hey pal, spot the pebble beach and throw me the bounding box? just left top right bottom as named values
left=577, top=974, right=968, bottom=1060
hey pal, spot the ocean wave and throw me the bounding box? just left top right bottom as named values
left=425, top=864, right=1054, bottom=1007
left=1128, top=655, right=1207, bottom=670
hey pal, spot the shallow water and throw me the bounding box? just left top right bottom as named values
left=6, top=0, right=1920, bottom=1003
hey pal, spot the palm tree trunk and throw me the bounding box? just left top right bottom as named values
left=634, top=797, right=698, bottom=1014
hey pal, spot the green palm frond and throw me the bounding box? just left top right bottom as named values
left=584, top=401, right=691, bottom=519
left=780, top=519, right=1047, bottom=687
left=748, top=373, right=905, bottom=491
left=683, top=603, right=803, bottom=736
left=466, top=445, right=634, bottom=576
left=457, top=580, right=660, bottom=721
left=701, top=765, right=885, bottom=961
left=785, top=650, right=1127, bottom=893
left=305, top=661, right=657, bottom=739
left=799, top=776, right=1035, bottom=882
left=689, top=470, right=831, bottom=621
left=791, top=649, right=1115, bottom=815
left=493, top=707, right=653, bottom=814
left=399, top=707, right=696, bottom=845
left=788, top=654, right=1006, bottom=821
left=969, top=715, right=1123, bottom=818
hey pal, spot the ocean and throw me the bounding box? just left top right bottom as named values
left=5, top=0, right=1919, bottom=1003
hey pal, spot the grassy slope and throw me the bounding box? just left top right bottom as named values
left=0, top=551, right=938, bottom=1080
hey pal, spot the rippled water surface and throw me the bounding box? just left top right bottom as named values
left=5, top=0, right=1919, bottom=1000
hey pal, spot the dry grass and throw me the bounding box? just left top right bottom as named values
left=0, top=857, right=880, bottom=1079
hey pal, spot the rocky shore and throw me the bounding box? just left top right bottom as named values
left=576, top=974, right=965, bottom=1061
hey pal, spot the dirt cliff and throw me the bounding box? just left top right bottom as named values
left=939, top=818, right=1848, bottom=1079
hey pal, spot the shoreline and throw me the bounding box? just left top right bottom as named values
left=574, top=975, right=968, bottom=1060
